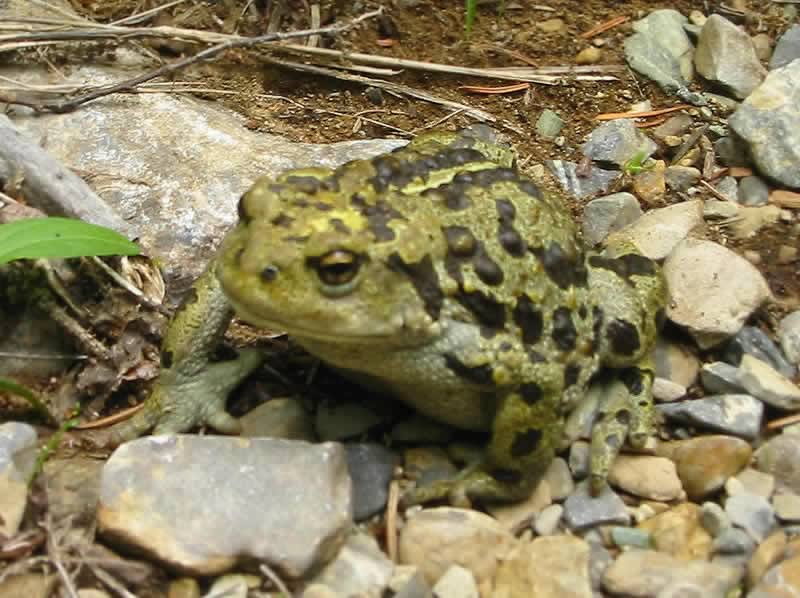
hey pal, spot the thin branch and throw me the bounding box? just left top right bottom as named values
left=0, top=8, right=383, bottom=113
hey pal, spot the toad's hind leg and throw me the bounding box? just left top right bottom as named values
left=588, top=363, right=656, bottom=495
left=402, top=382, right=563, bottom=507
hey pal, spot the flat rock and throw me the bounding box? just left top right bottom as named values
left=545, top=160, right=620, bottom=199
left=657, top=394, right=763, bottom=440
left=5, top=65, right=404, bottom=281
left=694, top=14, right=767, bottom=99
left=302, top=533, right=394, bottom=598
left=632, top=9, right=694, bottom=81
left=493, top=535, right=592, bottom=598
left=239, top=398, right=316, bottom=441
left=748, top=554, right=800, bottom=598
left=581, top=119, right=657, bottom=167
left=657, top=435, right=752, bottom=500
left=723, top=326, right=797, bottom=380
left=770, top=24, right=800, bottom=70
left=778, top=310, right=800, bottom=365
left=431, top=565, right=478, bottom=598
left=605, top=199, right=705, bottom=261
left=756, top=435, right=800, bottom=495
left=97, top=436, right=351, bottom=577
left=581, top=192, right=643, bottom=246
left=625, top=32, right=688, bottom=92
left=738, top=354, right=800, bottom=410
left=608, top=455, right=683, bottom=501
left=563, top=481, right=631, bottom=530
left=398, top=507, right=518, bottom=588
left=638, top=502, right=713, bottom=560
left=773, top=493, right=800, bottom=522
left=345, top=443, right=400, bottom=522
left=729, top=59, right=800, bottom=189
left=725, top=492, right=777, bottom=543
left=663, top=238, right=772, bottom=348
left=602, top=549, right=741, bottom=597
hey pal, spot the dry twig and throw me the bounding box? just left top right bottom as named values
left=0, top=8, right=383, bottom=112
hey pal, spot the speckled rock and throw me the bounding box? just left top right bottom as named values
left=608, top=455, right=683, bottom=501
left=398, top=508, right=518, bottom=588
left=606, top=200, right=705, bottom=261
left=694, top=15, right=767, bottom=99
left=748, top=531, right=788, bottom=588
left=778, top=311, right=800, bottom=365
left=303, top=533, right=394, bottom=598
left=602, top=550, right=741, bottom=597
left=97, top=436, right=351, bottom=577
left=582, top=192, right=643, bottom=246
left=657, top=394, right=763, bottom=440
left=756, top=435, right=800, bottom=495
left=726, top=492, right=777, bottom=543
left=638, top=503, right=713, bottom=560
left=582, top=119, right=657, bottom=167
left=493, top=536, right=592, bottom=598
left=563, top=481, right=631, bottom=530
left=738, top=355, right=800, bottom=410
left=729, top=59, right=800, bottom=189
left=487, top=478, right=552, bottom=534
left=431, top=565, right=478, bottom=598
left=657, top=436, right=752, bottom=500
left=663, top=239, right=772, bottom=348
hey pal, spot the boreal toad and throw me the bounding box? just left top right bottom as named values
left=117, top=128, right=666, bottom=506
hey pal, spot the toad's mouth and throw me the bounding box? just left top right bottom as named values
left=226, top=295, right=437, bottom=347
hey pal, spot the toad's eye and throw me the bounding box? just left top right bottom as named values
left=308, top=250, right=364, bottom=295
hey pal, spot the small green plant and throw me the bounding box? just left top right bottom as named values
left=623, top=151, right=655, bottom=176
left=0, top=217, right=140, bottom=265
left=465, top=0, right=504, bottom=34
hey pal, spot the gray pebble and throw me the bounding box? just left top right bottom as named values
left=725, top=492, right=777, bottom=543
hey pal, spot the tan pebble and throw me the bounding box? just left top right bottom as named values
left=575, top=47, right=602, bottom=64
left=747, top=530, right=787, bottom=587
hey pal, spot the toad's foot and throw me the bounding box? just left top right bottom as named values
left=589, top=366, right=656, bottom=495
left=401, top=461, right=538, bottom=509
left=108, top=348, right=264, bottom=444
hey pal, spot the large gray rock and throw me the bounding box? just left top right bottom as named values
left=694, top=15, right=767, bottom=99
left=770, top=25, right=800, bottom=70
left=632, top=9, right=694, bottom=81
left=729, top=60, right=800, bottom=189
left=97, top=436, right=352, bottom=577
left=663, top=239, right=772, bottom=348
left=6, top=65, right=404, bottom=282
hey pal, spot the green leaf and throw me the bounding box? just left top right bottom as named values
left=0, top=217, right=140, bottom=265
left=0, top=376, right=53, bottom=423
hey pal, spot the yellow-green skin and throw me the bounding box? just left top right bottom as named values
left=116, top=129, right=666, bottom=506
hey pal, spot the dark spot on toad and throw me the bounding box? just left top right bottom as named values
left=444, top=226, right=477, bottom=257
left=552, top=307, right=578, bottom=352
left=511, top=428, right=543, bottom=457
left=443, top=353, right=495, bottom=385
left=473, top=247, right=504, bottom=286
left=619, top=367, right=644, bottom=395
left=260, top=265, right=278, bottom=282
left=455, top=288, right=506, bottom=329
left=491, top=468, right=522, bottom=484
left=607, top=318, right=641, bottom=356
left=531, top=242, right=588, bottom=289
left=386, top=253, right=443, bottom=320
left=564, top=364, right=581, bottom=387
left=513, top=295, right=544, bottom=345
left=519, top=383, right=543, bottom=405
